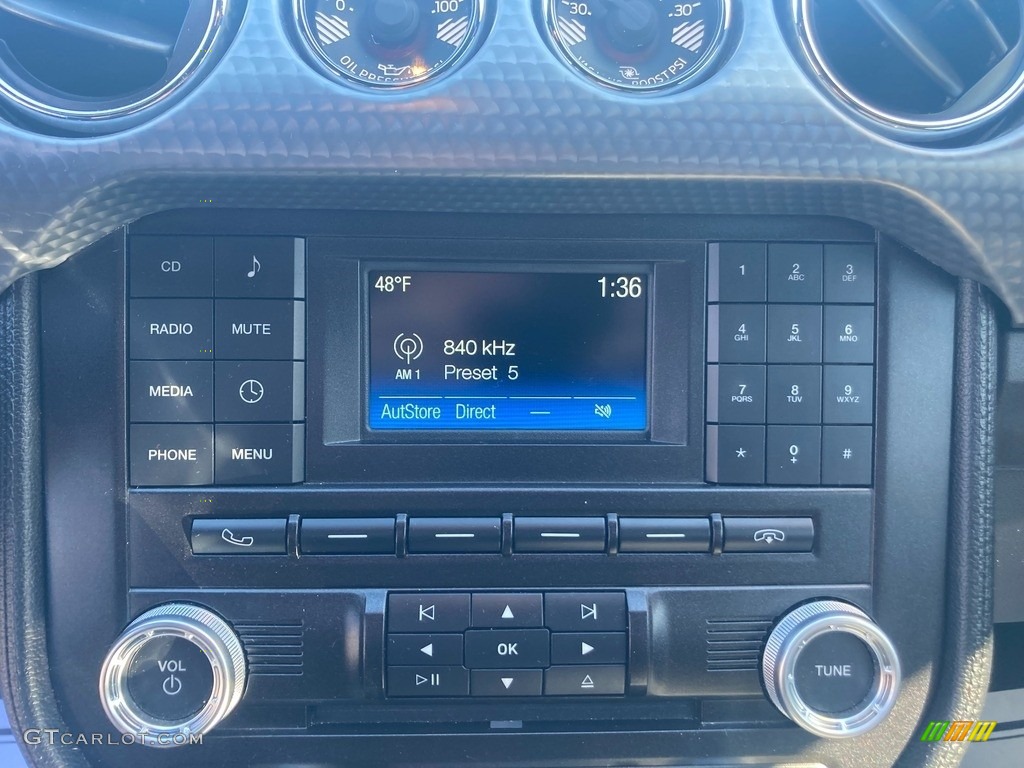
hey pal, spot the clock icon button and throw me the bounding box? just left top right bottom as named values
left=239, top=379, right=264, bottom=405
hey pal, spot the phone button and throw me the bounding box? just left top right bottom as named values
left=722, top=517, right=814, bottom=553
left=190, top=518, right=288, bottom=555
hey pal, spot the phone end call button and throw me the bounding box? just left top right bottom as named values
left=722, top=517, right=814, bottom=553
left=190, top=518, right=288, bottom=555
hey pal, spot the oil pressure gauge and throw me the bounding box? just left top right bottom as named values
left=545, top=0, right=730, bottom=92
left=297, top=0, right=486, bottom=89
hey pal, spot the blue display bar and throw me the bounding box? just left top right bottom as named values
left=369, top=393, right=647, bottom=431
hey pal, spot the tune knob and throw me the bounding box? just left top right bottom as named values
left=760, top=600, right=901, bottom=738
left=99, top=603, right=246, bottom=748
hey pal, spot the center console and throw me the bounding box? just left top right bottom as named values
left=33, top=211, right=959, bottom=767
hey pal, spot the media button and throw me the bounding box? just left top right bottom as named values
left=214, top=424, right=304, bottom=485
left=215, top=300, right=305, bottom=361
left=130, top=424, right=213, bottom=487
left=130, top=299, right=213, bottom=360
left=388, top=593, right=471, bottom=633
left=130, top=361, right=213, bottom=423
left=130, top=236, right=214, bottom=298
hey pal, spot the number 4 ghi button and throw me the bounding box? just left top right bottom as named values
left=707, top=425, right=765, bottom=485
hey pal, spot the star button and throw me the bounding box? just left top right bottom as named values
left=736, top=448, right=747, bottom=459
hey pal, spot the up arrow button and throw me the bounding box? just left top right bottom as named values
left=501, top=605, right=515, bottom=620
left=470, top=594, right=543, bottom=628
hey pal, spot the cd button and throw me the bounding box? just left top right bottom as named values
left=130, top=236, right=214, bottom=298
left=464, top=629, right=550, bottom=669
left=544, top=665, right=626, bottom=696
left=407, top=518, right=502, bottom=554
left=388, top=593, right=471, bottom=633
left=513, top=517, right=606, bottom=553
left=544, top=592, right=627, bottom=632
left=471, top=670, right=543, bottom=697
left=472, top=593, right=543, bottom=628
left=387, top=666, right=469, bottom=697
left=550, top=633, right=627, bottom=665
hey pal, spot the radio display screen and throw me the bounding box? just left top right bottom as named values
left=367, top=270, right=649, bottom=431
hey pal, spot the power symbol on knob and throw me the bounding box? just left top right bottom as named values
left=162, top=674, right=183, bottom=696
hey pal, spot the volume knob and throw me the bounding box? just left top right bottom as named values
left=761, top=600, right=901, bottom=738
left=99, top=603, right=246, bottom=748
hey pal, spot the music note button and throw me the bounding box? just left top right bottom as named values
left=215, top=237, right=305, bottom=299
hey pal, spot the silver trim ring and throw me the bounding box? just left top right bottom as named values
left=795, top=0, right=1024, bottom=134
left=99, top=604, right=246, bottom=749
left=0, top=0, right=228, bottom=121
left=762, top=600, right=901, bottom=739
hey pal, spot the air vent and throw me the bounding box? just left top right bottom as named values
left=795, top=0, right=1024, bottom=138
left=0, top=0, right=232, bottom=133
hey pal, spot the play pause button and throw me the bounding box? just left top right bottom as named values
left=471, top=670, right=543, bottom=696
left=387, top=666, right=469, bottom=697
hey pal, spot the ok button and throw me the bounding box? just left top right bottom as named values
left=464, top=629, right=550, bottom=669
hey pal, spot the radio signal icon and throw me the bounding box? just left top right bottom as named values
left=394, top=333, right=424, bottom=365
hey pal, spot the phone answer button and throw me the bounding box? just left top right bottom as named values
left=190, top=518, right=288, bottom=555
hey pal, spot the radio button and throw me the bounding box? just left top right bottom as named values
left=215, top=237, right=305, bottom=299
left=130, top=361, right=213, bottom=423
left=824, top=306, right=875, bottom=364
left=706, top=425, right=766, bottom=485
left=708, top=305, right=767, bottom=364
left=550, top=633, right=627, bottom=665
left=618, top=518, right=710, bottom=553
left=388, top=634, right=464, bottom=666
left=387, top=666, right=469, bottom=697
left=215, top=361, right=304, bottom=423
left=823, top=366, right=874, bottom=424
left=215, top=299, right=305, bottom=361
left=130, top=299, right=213, bottom=360
left=722, top=517, right=814, bottom=553
left=766, top=425, right=821, bottom=485
left=544, top=665, right=626, bottom=696
left=513, top=517, right=606, bottom=553
left=544, top=593, right=627, bottom=632
left=130, top=236, right=214, bottom=298
left=130, top=424, right=214, bottom=487
left=822, top=426, right=873, bottom=487
left=472, top=593, right=543, bottom=628
left=388, top=594, right=471, bottom=633
left=465, top=629, right=550, bottom=669
left=408, top=518, right=502, bottom=554
left=214, top=424, right=304, bottom=485
left=708, top=242, right=766, bottom=303
left=766, top=366, right=822, bottom=425
left=768, top=243, right=823, bottom=303
left=190, top=518, right=287, bottom=555
left=767, top=305, right=823, bottom=364
left=300, top=518, right=396, bottom=555
left=824, top=244, right=875, bottom=305
left=707, top=365, right=765, bottom=425
left=471, top=670, right=543, bottom=697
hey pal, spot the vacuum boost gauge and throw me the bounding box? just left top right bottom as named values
left=545, top=0, right=730, bottom=92
left=298, top=0, right=485, bottom=88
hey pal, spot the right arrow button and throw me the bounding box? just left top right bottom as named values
left=550, top=633, right=627, bottom=665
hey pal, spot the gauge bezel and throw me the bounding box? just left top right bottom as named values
left=542, top=0, right=733, bottom=94
left=293, top=0, right=489, bottom=90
